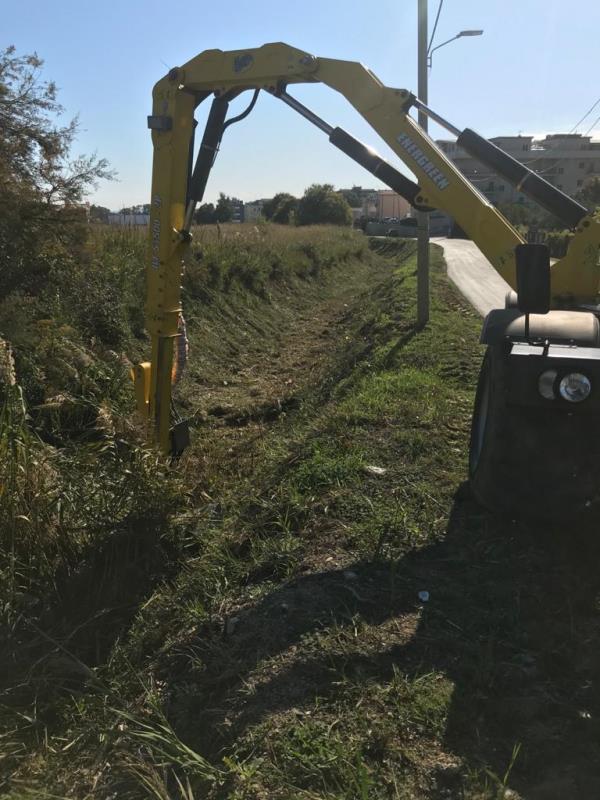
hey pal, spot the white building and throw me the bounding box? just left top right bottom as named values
left=243, top=200, right=266, bottom=222
left=360, top=192, right=378, bottom=218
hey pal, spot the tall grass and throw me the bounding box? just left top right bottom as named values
left=0, top=222, right=368, bottom=612
left=0, top=339, right=54, bottom=619
left=186, top=223, right=369, bottom=299
left=0, top=221, right=380, bottom=794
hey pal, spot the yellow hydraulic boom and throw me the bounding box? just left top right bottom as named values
left=134, top=43, right=600, bottom=519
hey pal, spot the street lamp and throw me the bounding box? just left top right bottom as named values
left=416, top=5, right=483, bottom=327
left=428, top=29, right=483, bottom=67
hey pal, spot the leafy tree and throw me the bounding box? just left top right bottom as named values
left=262, top=192, right=297, bottom=222
left=496, top=202, right=539, bottom=227
left=496, top=201, right=564, bottom=232
left=0, top=46, right=113, bottom=296
left=297, top=184, right=352, bottom=226
left=118, top=204, right=150, bottom=215
left=261, top=196, right=277, bottom=220
left=272, top=197, right=297, bottom=224
left=194, top=202, right=215, bottom=224
left=340, top=185, right=364, bottom=208
left=270, top=193, right=298, bottom=224
left=89, top=204, right=110, bottom=223
left=577, top=177, right=600, bottom=208
left=214, top=193, right=233, bottom=223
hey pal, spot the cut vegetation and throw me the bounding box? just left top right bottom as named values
left=1, top=225, right=599, bottom=800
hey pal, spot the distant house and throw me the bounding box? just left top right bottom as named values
left=361, top=192, right=378, bottom=218
left=230, top=198, right=244, bottom=223
left=108, top=213, right=149, bottom=226
left=244, top=199, right=266, bottom=222
left=376, top=190, right=410, bottom=221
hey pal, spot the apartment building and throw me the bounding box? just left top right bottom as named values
left=436, top=133, right=600, bottom=206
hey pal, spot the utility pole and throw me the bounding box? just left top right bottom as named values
left=417, top=0, right=429, bottom=326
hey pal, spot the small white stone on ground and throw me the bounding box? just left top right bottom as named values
left=363, top=465, right=387, bottom=476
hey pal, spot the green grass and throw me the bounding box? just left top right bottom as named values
left=2, top=227, right=600, bottom=799
left=0, top=223, right=381, bottom=796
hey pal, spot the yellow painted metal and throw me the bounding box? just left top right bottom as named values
left=315, top=57, right=525, bottom=288
left=138, top=42, right=600, bottom=451
left=143, top=72, right=195, bottom=452
left=133, top=362, right=151, bottom=414
left=545, top=213, right=600, bottom=302
left=177, top=43, right=320, bottom=92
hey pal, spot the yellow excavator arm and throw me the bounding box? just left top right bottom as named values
left=135, top=42, right=600, bottom=455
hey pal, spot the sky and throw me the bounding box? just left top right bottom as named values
left=4, top=0, right=600, bottom=210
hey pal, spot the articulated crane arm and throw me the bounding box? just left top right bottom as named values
left=134, top=42, right=600, bottom=454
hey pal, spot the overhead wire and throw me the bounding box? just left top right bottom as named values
left=427, top=0, right=445, bottom=55
left=569, top=97, right=600, bottom=134
left=584, top=114, right=600, bottom=137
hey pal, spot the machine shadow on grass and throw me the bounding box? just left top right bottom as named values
left=0, top=517, right=178, bottom=714
left=171, top=488, right=600, bottom=798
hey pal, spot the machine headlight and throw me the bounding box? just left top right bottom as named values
left=559, top=373, right=591, bottom=403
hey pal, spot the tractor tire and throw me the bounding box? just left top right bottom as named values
left=469, top=345, right=600, bottom=520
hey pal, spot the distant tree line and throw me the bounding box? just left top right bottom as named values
left=192, top=184, right=353, bottom=227
left=193, top=193, right=239, bottom=224
left=261, top=185, right=353, bottom=226
left=87, top=204, right=150, bottom=223
left=94, top=185, right=355, bottom=228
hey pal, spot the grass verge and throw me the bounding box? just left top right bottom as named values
left=1, top=232, right=600, bottom=799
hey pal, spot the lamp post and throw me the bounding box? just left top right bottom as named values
left=428, top=29, right=483, bottom=67
left=416, top=5, right=483, bottom=327
left=416, top=0, right=429, bottom=327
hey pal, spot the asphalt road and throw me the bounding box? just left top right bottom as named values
left=433, top=238, right=510, bottom=317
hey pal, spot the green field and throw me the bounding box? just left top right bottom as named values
left=1, top=225, right=599, bottom=799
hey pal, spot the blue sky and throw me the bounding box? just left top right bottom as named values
left=4, top=0, right=600, bottom=210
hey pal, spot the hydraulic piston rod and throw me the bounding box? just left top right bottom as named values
left=277, top=90, right=432, bottom=210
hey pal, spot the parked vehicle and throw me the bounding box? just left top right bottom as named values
left=387, top=217, right=418, bottom=237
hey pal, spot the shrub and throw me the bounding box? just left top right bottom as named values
left=297, top=184, right=353, bottom=226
